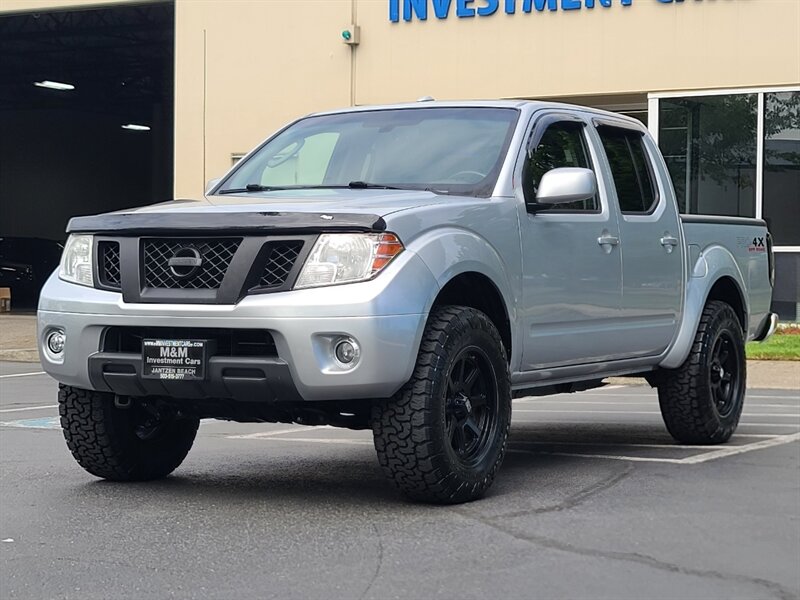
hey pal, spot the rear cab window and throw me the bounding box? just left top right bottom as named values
left=596, top=125, right=659, bottom=214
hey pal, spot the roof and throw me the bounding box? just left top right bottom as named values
left=308, top=99, right=644, bottom=126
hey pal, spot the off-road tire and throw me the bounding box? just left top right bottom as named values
left=59, top=384, right=199, bottom=481
left=371, top=306, right=512, bottom=504
left=657, top=300, right=746, bottom=444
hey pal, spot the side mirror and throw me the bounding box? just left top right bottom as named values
left=205, top=178, right=221, bottom=194
left=529, top=167, right=597, bottom=212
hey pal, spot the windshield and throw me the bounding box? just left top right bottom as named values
left=217, top=107, right=519, bottom=197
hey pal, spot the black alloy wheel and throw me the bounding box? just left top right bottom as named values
left=708, top=330, right=743, bottom=419
left=444, top=347, right=499, bottom=468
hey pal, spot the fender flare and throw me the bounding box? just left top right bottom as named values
left=660, top=244, right=748, bottom=369
left=408, top=227, right=520, bottom=367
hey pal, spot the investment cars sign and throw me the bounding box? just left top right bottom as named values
left=390, top=0, right=695, bottom=22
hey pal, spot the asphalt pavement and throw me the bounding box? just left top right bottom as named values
left=1, top=361, right=798, bottom=600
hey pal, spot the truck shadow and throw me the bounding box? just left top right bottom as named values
left=73, top=421, right=678, bottom=506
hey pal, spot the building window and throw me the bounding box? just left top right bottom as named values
left=658, top=94, right=757, bottom=217
left=763, top=91, right=800, bottom=247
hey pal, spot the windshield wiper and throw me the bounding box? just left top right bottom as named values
left=218, top=182, right=408, bottom=195
left=217, top=184, right=295, bottom=194
left=346, top=181, right=404, bottom=190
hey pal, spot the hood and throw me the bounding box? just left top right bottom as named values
left=120, top=188, right=447, bottom=218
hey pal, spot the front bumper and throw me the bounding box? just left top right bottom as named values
left=37, top=252, right=434, bottom=401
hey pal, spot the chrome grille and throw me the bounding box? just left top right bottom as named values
left=258, top=241, right=304, bottom=288
left=142, top=238, right=240, bottom=289
left=98, top=241, right=121, bottom=289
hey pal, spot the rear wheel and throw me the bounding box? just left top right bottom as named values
left=371, top=306, right=511, bottom=504
left=59, top=384, right=199, bottom=481
left=657, top=300, right=746, bottom=444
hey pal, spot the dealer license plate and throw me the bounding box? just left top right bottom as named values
left=142, top=339, right=207, bottom=381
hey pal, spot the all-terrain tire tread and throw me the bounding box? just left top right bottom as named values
left=372, top=306, right=511, bottom=504
left=657, top=301, right=746, bottom=444
left=59, top=384, right=199, bottom=481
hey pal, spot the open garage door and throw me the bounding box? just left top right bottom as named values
left=0, top=2, right=174, bottom=309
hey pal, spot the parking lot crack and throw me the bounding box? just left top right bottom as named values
left=451, top=512, right=797, bottom=600
left=493, top=464, right=633, bottom=518
left=358, top=523, right=384, bottom=600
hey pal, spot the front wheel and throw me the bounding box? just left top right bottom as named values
left=657, top=300, right=746, bottom=444
left=371, top=306, right=512, bottom=504
left=59, top=385, right=199, bottom=481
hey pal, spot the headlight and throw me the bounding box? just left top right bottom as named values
left=58, top=234, right=94, bottom=287
left=295, top=233, right=404, bottom=289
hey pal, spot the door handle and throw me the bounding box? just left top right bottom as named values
left=660, top=235, right=679, bottom=254
left=660, top=235, right=679, bottom=247
left=597, top=234, right=620, bottom=246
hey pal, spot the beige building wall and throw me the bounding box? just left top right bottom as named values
left=3, top=0, right=799, bottom=198
left=173, top=0, right=353, bottom=197
left=355, top=0, right=800, bottom=102
left=175, top=0, right=800, bottom=197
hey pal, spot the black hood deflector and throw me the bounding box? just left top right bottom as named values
left=67, top=211, right=387, bottom=235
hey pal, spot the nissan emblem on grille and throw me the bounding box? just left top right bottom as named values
left=168, top=247, right=203, bottom=279
left=143, top=238, right=240, bottom=290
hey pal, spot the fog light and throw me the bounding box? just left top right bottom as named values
left=334, top=338, right=360, bottom=366
left=47, top=331, right=66, bottom=354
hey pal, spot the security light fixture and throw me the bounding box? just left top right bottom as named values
left=34, top=80, right=75, bottom=91
left=341, top=24, right=360, bottom=45
left=121, top=124, right=151, bottom=131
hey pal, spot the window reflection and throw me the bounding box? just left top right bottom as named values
left=659, top=95, right=757, bottom=216
left=763, top=91, right=800, bottom=246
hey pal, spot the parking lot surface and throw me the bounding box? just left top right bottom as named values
left=1, top=361, right=798, bottom=600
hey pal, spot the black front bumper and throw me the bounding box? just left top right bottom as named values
left=88, top=352, right=304, bottom=402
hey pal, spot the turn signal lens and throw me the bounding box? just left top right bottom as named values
left=372, top=234, right=404, bottom=273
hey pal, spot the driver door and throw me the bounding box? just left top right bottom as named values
left=519, top=115, right=624, bottom=370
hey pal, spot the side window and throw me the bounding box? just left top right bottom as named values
left=523, top=121, right=598, bottom=211
left=597, top=126, right=658, bottom=213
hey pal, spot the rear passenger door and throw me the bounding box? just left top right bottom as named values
left=594, top=123, right=683, bottom=357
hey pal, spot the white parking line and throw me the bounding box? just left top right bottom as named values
left=262, top=437, right=373, bottom=446
left=534, top=392, right=800, bottom=401
left=0, top=371, right=46, bottom=379
left=0, top=405, right=58, bottom=414
left=514, top=433, right=800, bottom=464
left=509, top=440, right=767, bottom=450
left=227, top=426, right=329, bottom=440
left=224, top=430, right=800, bottom=465
left=681, top=434, right=800, bottom=464
left=513, top=409, right=800, bottom=417
left=515, top=400, right=799, bottom=409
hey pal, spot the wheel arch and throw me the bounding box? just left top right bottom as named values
left=660, top=245, right=749, bottom=370
left=704, top=276, right=747, bottom=330
left=431, top=272, right=513, bottom=362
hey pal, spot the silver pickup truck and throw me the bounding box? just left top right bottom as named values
left=38, top=101, right=777, bottom=504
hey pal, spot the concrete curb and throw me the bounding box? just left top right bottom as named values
left=0, top=349, right=40, bottom=363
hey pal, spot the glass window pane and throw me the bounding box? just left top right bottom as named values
left=627, top=134, right=657, bottom=212
left=597, top=126, right=655, bottom=213
left=524, top=122, right=598, bottom=211
left=658, top=94, right=757, bottom=216
left=763, top=91, right=800, bottom=246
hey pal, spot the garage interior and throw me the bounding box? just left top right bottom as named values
left=0, top=2, right=174, bottom=308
